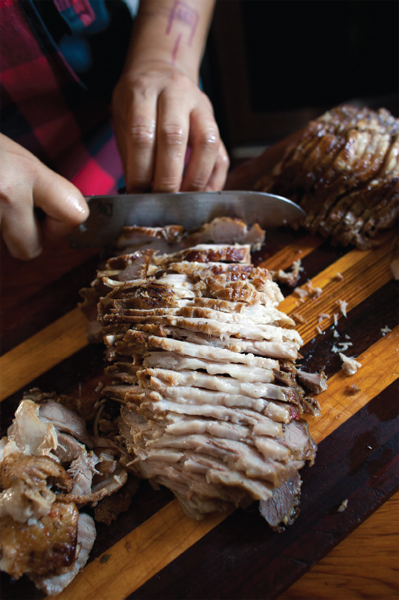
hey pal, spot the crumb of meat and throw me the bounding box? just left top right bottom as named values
left=333, top=313, right=339, bottom=326
left=333, top=330, right=340, bottom=338
left=332, top=342, right=353, bottom=353
left=347, top=383, right=361, bottom=394
left=316, top=325, right=322, bottom=335
left=340, top=353, right=362, bottom=376
left=339, top=342, right=353, bottom=352
left=381, top=326, right=392, bottom=336
left=291, top=312, right=308, bottom=324
left=335, top=273, right=344, bottom=281
left=294, top=287, right=308, bottom=299
left=345, top=334, right=351, bottom=340
left=305, top=281, right=314, bottom=292
left=337, top=499, right=348, bottom=512
left=336, top=299, right=348, bottom=317
left=306, top=281, right=322, bottom=298
left=271, top=260, right=303, bottom=287
left=318, top=313, right=330, bottom=323
left=293, top=259, right=303, bottom=271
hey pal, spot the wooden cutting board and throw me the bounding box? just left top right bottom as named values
left=0, top=228, right=398, bottom=600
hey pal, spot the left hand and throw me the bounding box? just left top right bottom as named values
left=112, top=61, right=229, bottom=194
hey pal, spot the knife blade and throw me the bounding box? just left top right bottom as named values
left=68, top=191, right=305, bottom=248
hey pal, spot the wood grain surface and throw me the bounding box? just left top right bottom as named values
left=0, top=228, right=398, bottom=600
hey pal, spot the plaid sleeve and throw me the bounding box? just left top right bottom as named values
left=53, top=0, right=110, bottom=34
left=0, top=0, right=124, bottom=195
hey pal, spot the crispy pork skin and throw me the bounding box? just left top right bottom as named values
left=0, top=501, right=79, bottom=580
left=254, top=105, right=399, bottom=249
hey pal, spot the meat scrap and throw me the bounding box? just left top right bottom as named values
left=340, top=353, right=362, bottom=376
left=296, top=369, right=328, bottom=394
left=254, top=105, right=399, bottom=250
left=270, top=259, right=303, bottom=287
left=91, top=221, right=320, bottom=530
left=347, top=383, right=361, bottom=394
left=0, top=395, right=129, bottom=594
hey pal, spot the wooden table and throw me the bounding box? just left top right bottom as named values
left=1, top=228, right=398, bottom=600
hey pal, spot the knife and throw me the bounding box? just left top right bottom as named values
left=68, top=191, right=305, bottom=248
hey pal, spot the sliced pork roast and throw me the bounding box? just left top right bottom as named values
left=92, top=222, right=319, bottom=527
left=0, top=393, right=128, bottom=594
left=254, top=105, right=399, bottom=249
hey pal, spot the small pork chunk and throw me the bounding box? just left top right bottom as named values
left=6, top=400, right=58, bottom=457
left=31, top=512, right=96, bottom=596
left=0, top=501, right=79, bottom=580
left=39, top=400, right=92, bottom=447
left=296, top=369, right=328, bottom=394
left=0, top=453, right=72, bottom=523
left=340, top=353, right=362, bottom=375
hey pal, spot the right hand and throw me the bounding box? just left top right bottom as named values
left=0, top=134, right=89, bottom=260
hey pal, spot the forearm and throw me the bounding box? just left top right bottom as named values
left=111, top=0, right=228, bottom=194
left=122, top=0, right=216, bottom=83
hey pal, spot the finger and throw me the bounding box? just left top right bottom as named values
left=180, top=104, right=220, bottom=192
left=1, top=189, right=42, bottom=260
left=124, top=93, right=158, bottom=193
left=33, top=167, right=89, bottom=241
left=205, top=141, right=230, bottom=191
left=151, top=89, right=190, bottom=193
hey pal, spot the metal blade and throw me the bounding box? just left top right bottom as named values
left=68, top=191, right=305, bottom=248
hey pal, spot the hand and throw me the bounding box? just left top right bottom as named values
left=0, top=134, right=89, bottom=260
left=112, top=62, right=229, bottom=193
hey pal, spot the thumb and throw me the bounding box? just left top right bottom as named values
left=33, top=166, right=89, bottom=241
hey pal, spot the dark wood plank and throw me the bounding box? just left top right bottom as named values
left=299, top=278, right=399, bottom=377
left=0, top=254, right=100, bottom=355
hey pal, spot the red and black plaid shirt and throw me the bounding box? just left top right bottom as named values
left=0, top=0, right=128, bottom=194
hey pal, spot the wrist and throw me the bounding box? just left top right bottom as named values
left=122, top=0, right=215, bottom=84
left=123, top=57, right=199, bottom=86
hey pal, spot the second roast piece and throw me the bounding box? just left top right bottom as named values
left=254, top=105, right=399, bottom=250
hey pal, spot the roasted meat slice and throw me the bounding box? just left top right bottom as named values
left=259, top=472, right=302, bottom=531
left=187, top=217, right=265, bottom=250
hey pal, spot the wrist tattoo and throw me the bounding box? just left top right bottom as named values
left=166, top=1, right=199, bottom=47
